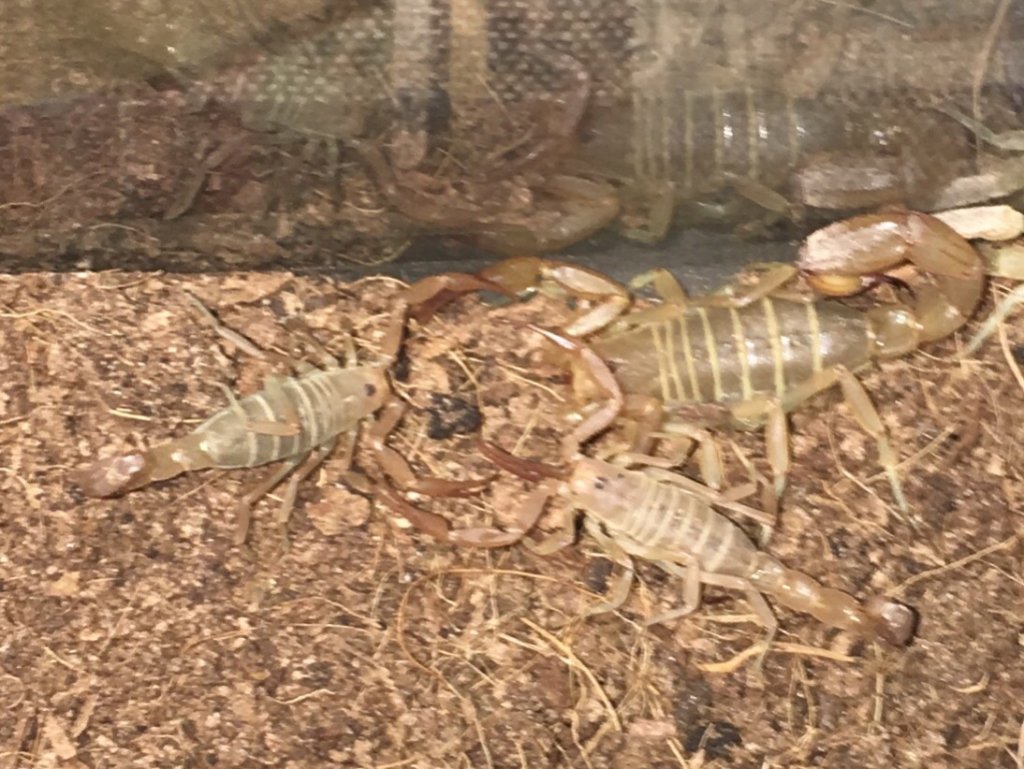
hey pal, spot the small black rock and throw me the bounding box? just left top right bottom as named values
left=426, top=393, right=482, bottom=440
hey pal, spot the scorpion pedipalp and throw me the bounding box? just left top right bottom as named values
left=477, top=437, right=566, bottom=483
left=399, top=273, right=513, bottom=324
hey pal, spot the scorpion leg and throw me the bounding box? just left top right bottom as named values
left=965, top=283, right=1024, bottom=355
left=936, top=106, right=1024, bottom=152
left=643, top=422, right=726, bottom=491
left=646, top=559, right=702, bottom=626
left=742, top=365, right=906, bottom=515
left=378, top=475, right=556, bottom=549
left=370, top=402, right=538, bottom=548
left=703, top=572, right=778, bottom=668
left=402, top=257, right=631, bottom=334
left=600, top=269, right=692, bottom=333
left=607, top=423, right=732, bottom=505
left=471, top=176, right=623, bottom=257
left=188, top=292, right=301, bottom=371
left=218, top=376, right=311, bottom=545
left=521, top=489, right=577, bottom=556
left=639, top=467, right=773, bottom=529
left=580, top=518, right=636, bottom=617
left=370, top=399, right=495, bottom=497
left=234, top=453, right=308, bottom=545
left=608, top=394, right=665, bottom=457
left=620, top=263, right=804, bottom=332
left=660, top=559, right=778, bottom=661
left=619, top=180, right=677, bottom=244
left=270, top=438, right=337, bottom=552
left=649, top=559, right=778, bottom=668
left=475, top=438, right=571, bottom=553
left=280, top=316, right=344, bottom=370
left=726, top=175, right=793, bottom=218
left=675, top=393, right=789, bottom=518
left=478, top=259, right=631, bottom=337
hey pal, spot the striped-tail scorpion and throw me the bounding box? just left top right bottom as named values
left=410, top=205, right=1023, bottom=514
left=384, top=327, right=917, bottom=653
left=71, top=277, right=504, bottom=544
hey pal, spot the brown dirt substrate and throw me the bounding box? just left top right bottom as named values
left=1, top=270, right=1022, bottom=768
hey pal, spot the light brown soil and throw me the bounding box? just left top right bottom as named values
left=0, top=270, right=1022, bottom=768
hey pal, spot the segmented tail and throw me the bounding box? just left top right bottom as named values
left=70, top=453, right=155, bottom=498
left=770, top=567, right=917, bottom=646
left=863, top=595, right=918, bottom=646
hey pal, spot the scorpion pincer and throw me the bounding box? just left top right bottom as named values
left=408, top=206, right=1020, bottom=513
left=385, top=327, right=917, bottom=652
left=71, top=277, right=504, bottom=544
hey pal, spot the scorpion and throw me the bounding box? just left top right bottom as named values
left=71, top=277, right=503, bottom=544
left=180, top=0, right=1024, bottom=256
left=343, top=58, right=1024, bottom=254
left=409, top=205, right=1023, bottom=513
left=355, top=83, right=1024, bottom=254
left=384, top=327, right=917, bottom=654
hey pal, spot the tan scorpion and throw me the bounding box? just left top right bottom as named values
left=72, top=276, right=503, bottom=544
left=411, top=205, right=1024, bottom=513
left=385, top=327, right=917, bottom=653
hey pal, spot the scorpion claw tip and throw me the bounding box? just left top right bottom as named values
left=528, top=325, right=579, bottom=351
left=865, top=596, right=917, bottom=646
left=70, top=453, right=150, bottom=498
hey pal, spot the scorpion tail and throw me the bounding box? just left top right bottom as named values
left=770, top=567, right=917, bottom=646
left=70, top=452, right=158, bottom=497
left=863, top=595, right=918, bottom=646
left=72, top=435, right=211, bottom=498
left=798, top=211, right=986, bottom=353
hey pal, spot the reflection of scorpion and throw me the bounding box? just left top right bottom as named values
left=411, top=206, right=1023, bottom=513
left=385, top=326, right=917, bottom=653
left=192, top=3, right=1024, bottom=254
left=71, top=279, right=503, bottom=544
left=359, top=83, right=1024, bottom=254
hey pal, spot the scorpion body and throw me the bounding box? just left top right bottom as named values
left=348, top=80, right=1024, bottom=251
left=587, top=296, right=873, bottom=416
left=417, top=206, right=1020, bottom=510
left=580, top=87, right=978, bottom=236
left=385, top=326, right=916, bottom=650
left=559, top=454, right=914, bottom=646
left=73, top=278, right=504, bottom=544
left=75, top=365, right=389, bottom=499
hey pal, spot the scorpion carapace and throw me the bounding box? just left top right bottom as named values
left=72, top=281, right=502, bottom=544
